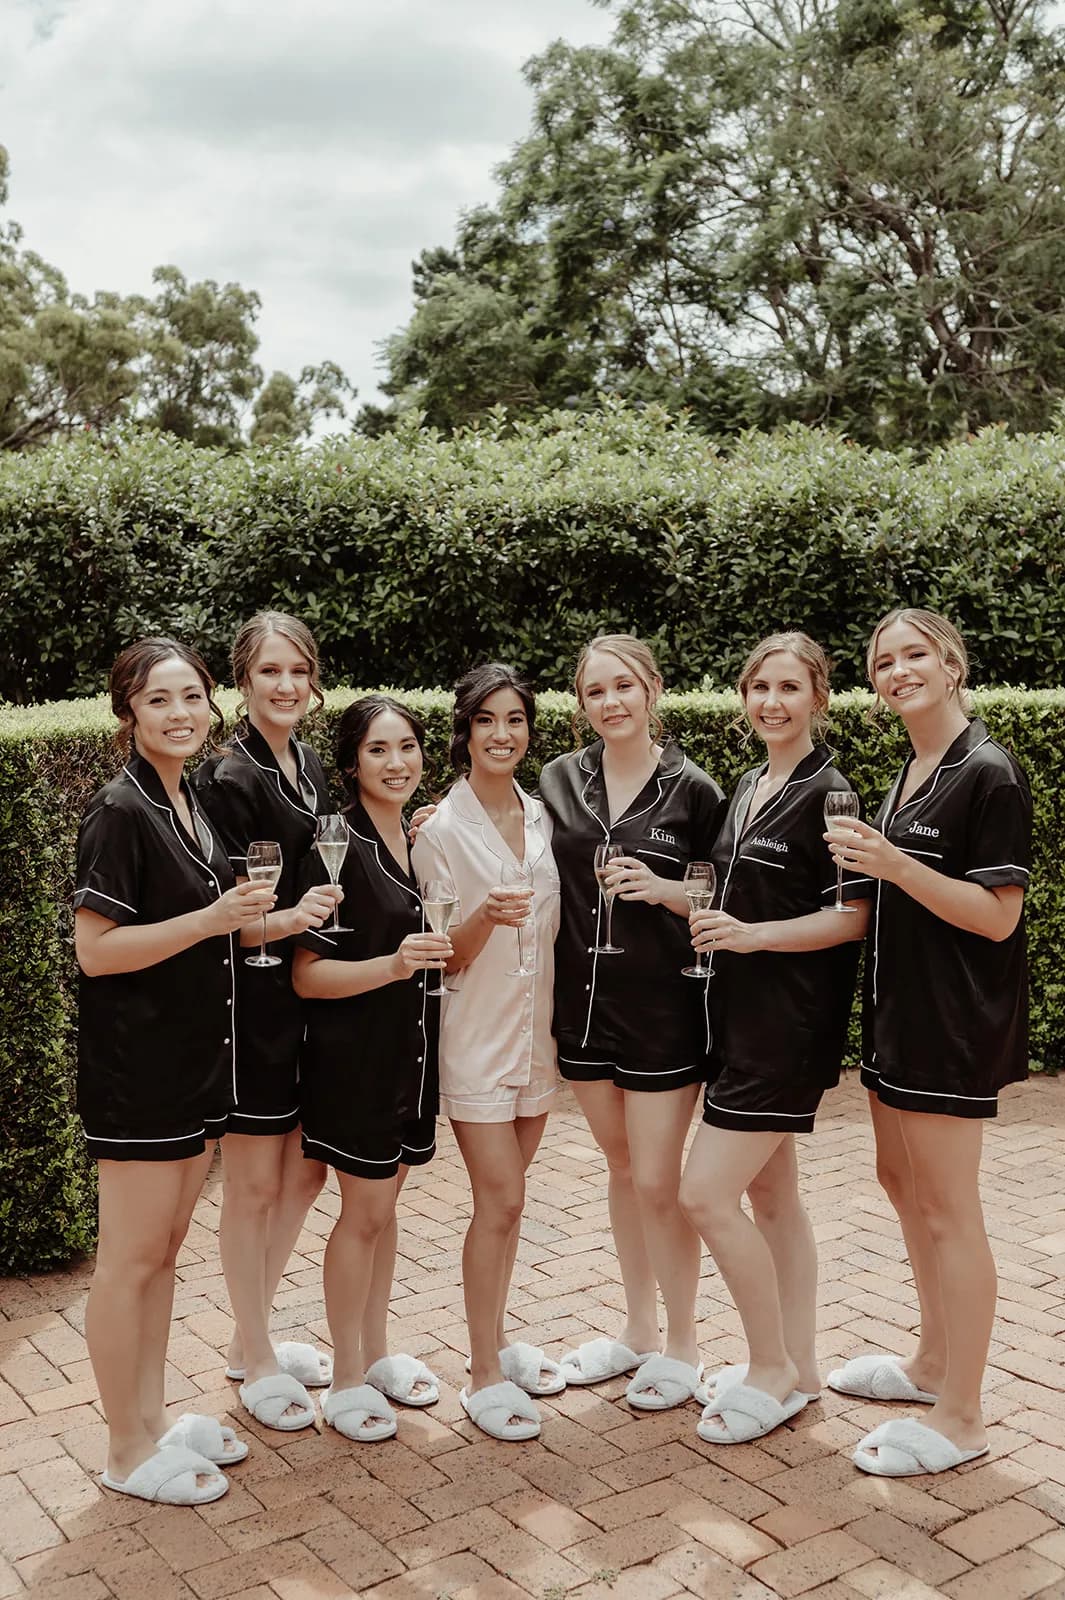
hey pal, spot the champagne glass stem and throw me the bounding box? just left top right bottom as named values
left=259, top=911, right=268, bottom=962
left=693, top=946, right=706, bottom=977
left=603, top=891, right=614, bottom=949
left=516, top=920, right=527, bottom=973
left=835, top=860, right=844, bottom=913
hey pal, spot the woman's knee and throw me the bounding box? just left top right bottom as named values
left=287, top=1159, right=326, bottom=1210
left=747, top=1164, right=798, bottom=1227
left=472, top=1180, right=525, bottom=1234
left=875, top=1152, right=914, bottom=1211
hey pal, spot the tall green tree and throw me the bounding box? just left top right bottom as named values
left=373, top=0, right=1065, bottom=445
left=0, top=148, right=354, bottom=450
left=0, top=149, right=140, bottom=450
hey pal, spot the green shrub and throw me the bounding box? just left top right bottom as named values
left=1, top=685, right=1060, bottom=1270
left=1, top=411, right=1063, bottom=703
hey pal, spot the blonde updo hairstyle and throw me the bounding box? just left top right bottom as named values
left=573, top=633, right=665, bottom=745
left=734, top=631, right=832, bottom=743
left=866, top=608, right=972, bottom=717
left=231, top=611, right=325, bottom=720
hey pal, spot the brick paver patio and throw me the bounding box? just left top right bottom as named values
left=3, top=1073, right=1065, bottom=1599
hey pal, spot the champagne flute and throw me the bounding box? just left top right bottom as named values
left=315, top=814, right=352, bottom=933
left=682, top=860, right=717, bottom=978
left=245, top=840, right=283, bottom=968
left=421, top=878, right=459, bottom=996
left=824, top=791, right=861, bottom=913
left=591, top=842, right=625, bottom=954
left=502, top=860, right=536, bottom=977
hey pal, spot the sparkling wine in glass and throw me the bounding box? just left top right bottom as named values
left=591, top=842, right=625, bottom=955
left=245, top=840, right=283, bottom=968
left=502, top=860, right=536, bottom=977
left=315, top=815, right=352, bottom=933
left=824, top=791, right=861, bottom=912
left=421, top=878, right=458, bottom=996
left=682, top=860, right=717, bottom=978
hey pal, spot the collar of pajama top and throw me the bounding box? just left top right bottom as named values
left=575, top=736, right=686, bottom=835
left=230, top=720, right=324, bottom=818
left=124, top=749, right=221, bottom=867
left=445, top=774, right=550, bottom=874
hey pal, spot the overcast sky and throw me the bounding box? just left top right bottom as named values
left=1, top=0, right=615, bottom=416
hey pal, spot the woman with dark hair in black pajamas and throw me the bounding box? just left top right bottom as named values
left=292, top=696, right=450, bottom=1442
left=75, top=638, right=275, bottom=1506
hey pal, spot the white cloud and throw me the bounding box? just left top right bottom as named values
left=0, top=0, right=615, bottom=414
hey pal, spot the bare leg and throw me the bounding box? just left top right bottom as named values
left=495, top=1115, right=549, bottom=1349
left=219, top=1135, right=284, bottom=1386
left=680, top=1123, right=797, bottom=1401
left=452, top=1121, right=534, bottom=1399
left=361, top=1176, right=403, bottom=1374
left=868, top=1095, right=948, bottom=1394
left=225, top=1132, right=326, bottom=1371
left=570, top=1080, right=659, bottom=1355
left=895, top=1112, right=992, bottom=1453
left=746, top=1137, right=821, bottom=1394
left=88, top=1155, right=216, bottom=1487
left=323, top=1172, right=397, bottom=1392
left=138, top=1149, right=216, bottom=1440
left=626, top=1083, right=702, bottom=1370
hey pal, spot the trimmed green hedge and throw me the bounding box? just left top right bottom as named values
left=1, top=411, right=1064, bottom=703
left=1, top=686, right=1060, bottom=1271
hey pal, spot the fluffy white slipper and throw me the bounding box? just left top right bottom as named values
left=322, top=1384, right=397, bottom=1443
left=366, top=1354, right=440, bottom=1408
left=157, top=1412, right=249, bottom=1464
left=699, top=1363, right=821, bottom=1405
left=697, top=1383, right=808, bottom=1444
left=626, top=1354, right=704, bottom=1411
left=101, top=1444, right=228, bottom=1505
left=827, top=1353, right=937, bottom=1404
left=559, top=1338, right=657, bottom=1386
left=499, top=1342, right=567, bottom=1396
left=460, top=1381, right=541, bottom=1441
left=853, top=1417, right=989, bottom=1477
left=238, top=1372, right=316, bottom=1432
left=226, top=1341, right=333, bottom=1387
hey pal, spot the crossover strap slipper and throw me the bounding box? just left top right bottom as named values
left=697, top=1383, right=808, bottom=1444
left=826, top=1353, right=937, bottom=1404
left=460, top=1381, right=542, bottom=1441
left=626, top=1354, right=704, bottom=1411
left=499, top=1342, right=567, bottom=1396
left=365, top=1354, right=440, bottom=1408
left=322, top=1384, right=397, bottom=1443
left=239, top=1372, right=316, bottom=1432
left=100, top=1444, right=228, bottom=1505
left=700, top=1363, right=821, bottom=1405
left=226, top=1341, right=333, bottom=1387
left=157, top=1412, right=249, bottom=1464
left=853, top=1417, right=989, bottom=1477
left=559, top=1338, right=657, bottom=1386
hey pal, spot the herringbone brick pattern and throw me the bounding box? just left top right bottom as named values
left=3, top=1073, right=1065, bottom=1599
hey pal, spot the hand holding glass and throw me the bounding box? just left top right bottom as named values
left=591, top=843, right=625, bottom=954
left=245, top=841, right=283, bottom=968
left=824, top=791, right=861, bottom=912
left=682, top=861, right=717, bottom=978
left=421, top=879, right=459, bottom=995
left=315, top=815, right=351, bottom=932
left=501, top=860, right=536, bottom=977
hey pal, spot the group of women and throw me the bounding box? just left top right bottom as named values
left=71, top=606, right=1032, bottom=1508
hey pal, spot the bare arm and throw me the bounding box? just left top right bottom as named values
left=292, top=932, right=452, bottom=999
left=692, top=902, right=870, bottom=955
left=75, top=880, right=274, bottom=977
left=827, top=819, right=1024, bottom=942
